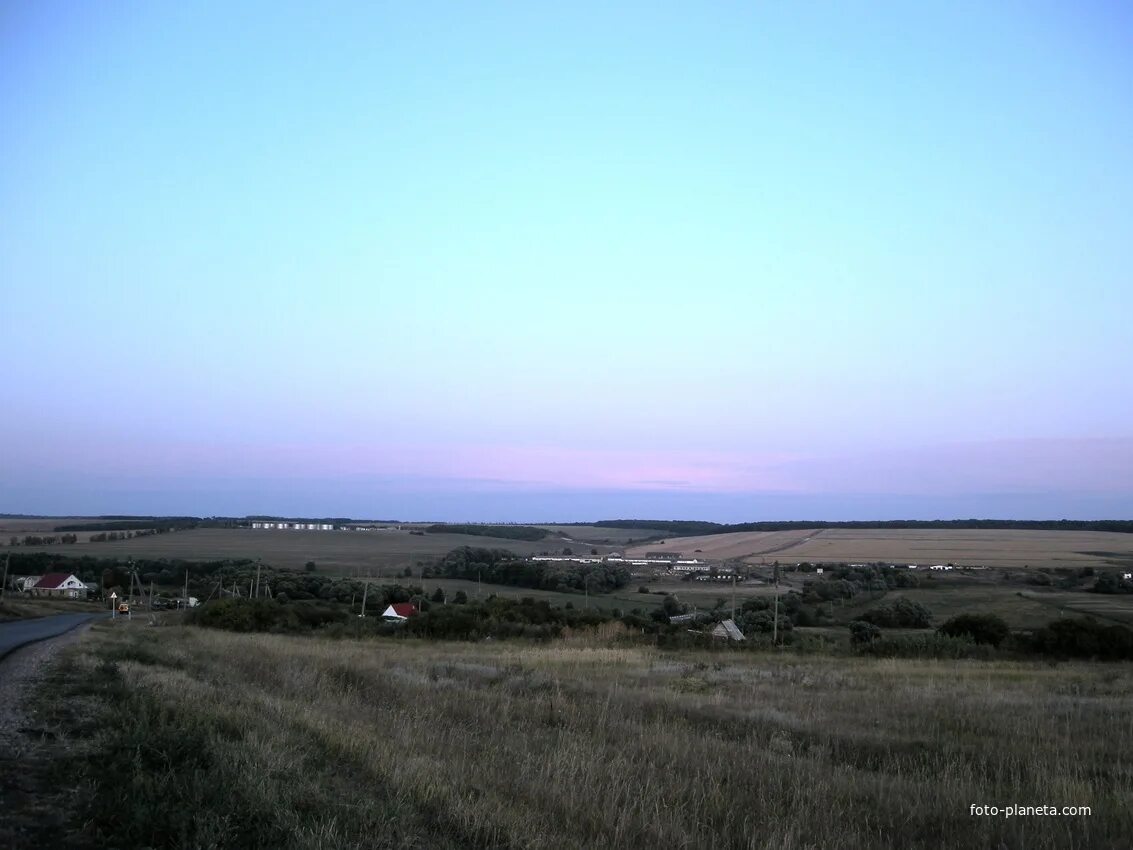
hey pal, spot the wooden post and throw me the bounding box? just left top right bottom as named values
left=360, top=580, right=369, bottom=618
left=0, top=553, right=9, bottom=600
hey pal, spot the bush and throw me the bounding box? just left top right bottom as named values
left=858, top=597, right=933, bottom=628
left=938, top=613, right=1010, bottom=646
left=849, top=620, right=881, bottom=644
left=1028, top=618, right=1133, bottom=660
left=857, top=633, right=995, bottom=660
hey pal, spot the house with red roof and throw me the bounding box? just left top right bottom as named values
left=31, top=573, right=89, bottom=598
left=381, top=603, right=418, bottom=620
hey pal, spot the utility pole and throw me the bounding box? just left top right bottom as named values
left=772, top=571, right=780, bottom=646
left=360, top=580, right=369, bottom=618
left=149, top=579, right=154, bottom=610
left=254, top=559, right=262, bottom=599
left=184, top=568, right=190, bottom=606
left=0, top=553, right=9, bottom=600
left=731, top=573, right=736, bottom=622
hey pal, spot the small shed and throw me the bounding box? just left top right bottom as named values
left=710, top=619, right=746, bottom=642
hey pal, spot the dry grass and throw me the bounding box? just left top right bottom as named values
left=34, top=624, right=1133, bottom=849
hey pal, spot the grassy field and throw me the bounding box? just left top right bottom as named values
left=0, top=517, right=94, bottom=534
left=535, top=525, right=667, bottom=545
left=0, top=596, right=104, bottom=623
left=628, top=528, right=1133, bottom=569
left=11, top=524, right=1133, bottom=575
left=23, top=623, right=1133, bottom=849
left=5, top=527, right=594, bottom=574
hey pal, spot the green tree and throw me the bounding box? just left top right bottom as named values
left=938, top=614, right=1010, bottom=646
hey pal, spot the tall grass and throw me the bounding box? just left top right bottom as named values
left=39, top=625, right=1133, bottom=849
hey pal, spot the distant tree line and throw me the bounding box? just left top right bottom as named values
left=424, top=524, right=548, bottom=541
left=592, top=519, right=1133, bottom=536
left=10, top=534, right=80, bottom=546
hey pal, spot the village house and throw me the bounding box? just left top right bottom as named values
left=30, top=573, right=89, bottom=598
left=381, top=603, right=418, bottom=620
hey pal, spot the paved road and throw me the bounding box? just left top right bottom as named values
left=0, top=613, right=107, bottom=662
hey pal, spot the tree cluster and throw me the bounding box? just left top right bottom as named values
left=426, top=547, right=630, bottom=593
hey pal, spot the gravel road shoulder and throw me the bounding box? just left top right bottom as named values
left=0, top=624, right=97, bottom=849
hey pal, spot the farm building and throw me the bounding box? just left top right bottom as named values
left=382, top=603, right=418, bottom=620
left=14, top=575, right=43, bottom=592
left=251, top=521, right=335, bottom=530
left=30, top=573, right=88, bottom=598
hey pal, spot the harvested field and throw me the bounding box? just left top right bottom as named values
left=625, top=529, right=820, bottom=561
left=632, top=528, right=1133, bottom=569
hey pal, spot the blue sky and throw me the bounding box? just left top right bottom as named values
left=2, top=2, right=1131, bottom=520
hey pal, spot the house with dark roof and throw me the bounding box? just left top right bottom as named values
left=381, top=603, right=418, bottom=620
left=31, top=573, right=89, bottom=598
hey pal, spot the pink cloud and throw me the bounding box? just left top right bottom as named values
left=9, top=429, right=1132, bottom=497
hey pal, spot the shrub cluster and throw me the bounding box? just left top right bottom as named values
left=857, top=597, right=933, bottom=628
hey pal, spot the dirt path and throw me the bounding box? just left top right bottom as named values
left=0, top=624, right=95, bottom=849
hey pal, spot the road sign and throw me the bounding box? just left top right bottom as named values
left=110, top=592, right=118, bottom=599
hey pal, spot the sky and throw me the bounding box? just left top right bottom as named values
left=2, top=1, right=1132, bottom=521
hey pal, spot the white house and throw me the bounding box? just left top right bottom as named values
left=31, top=573, right=88, bottom=598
